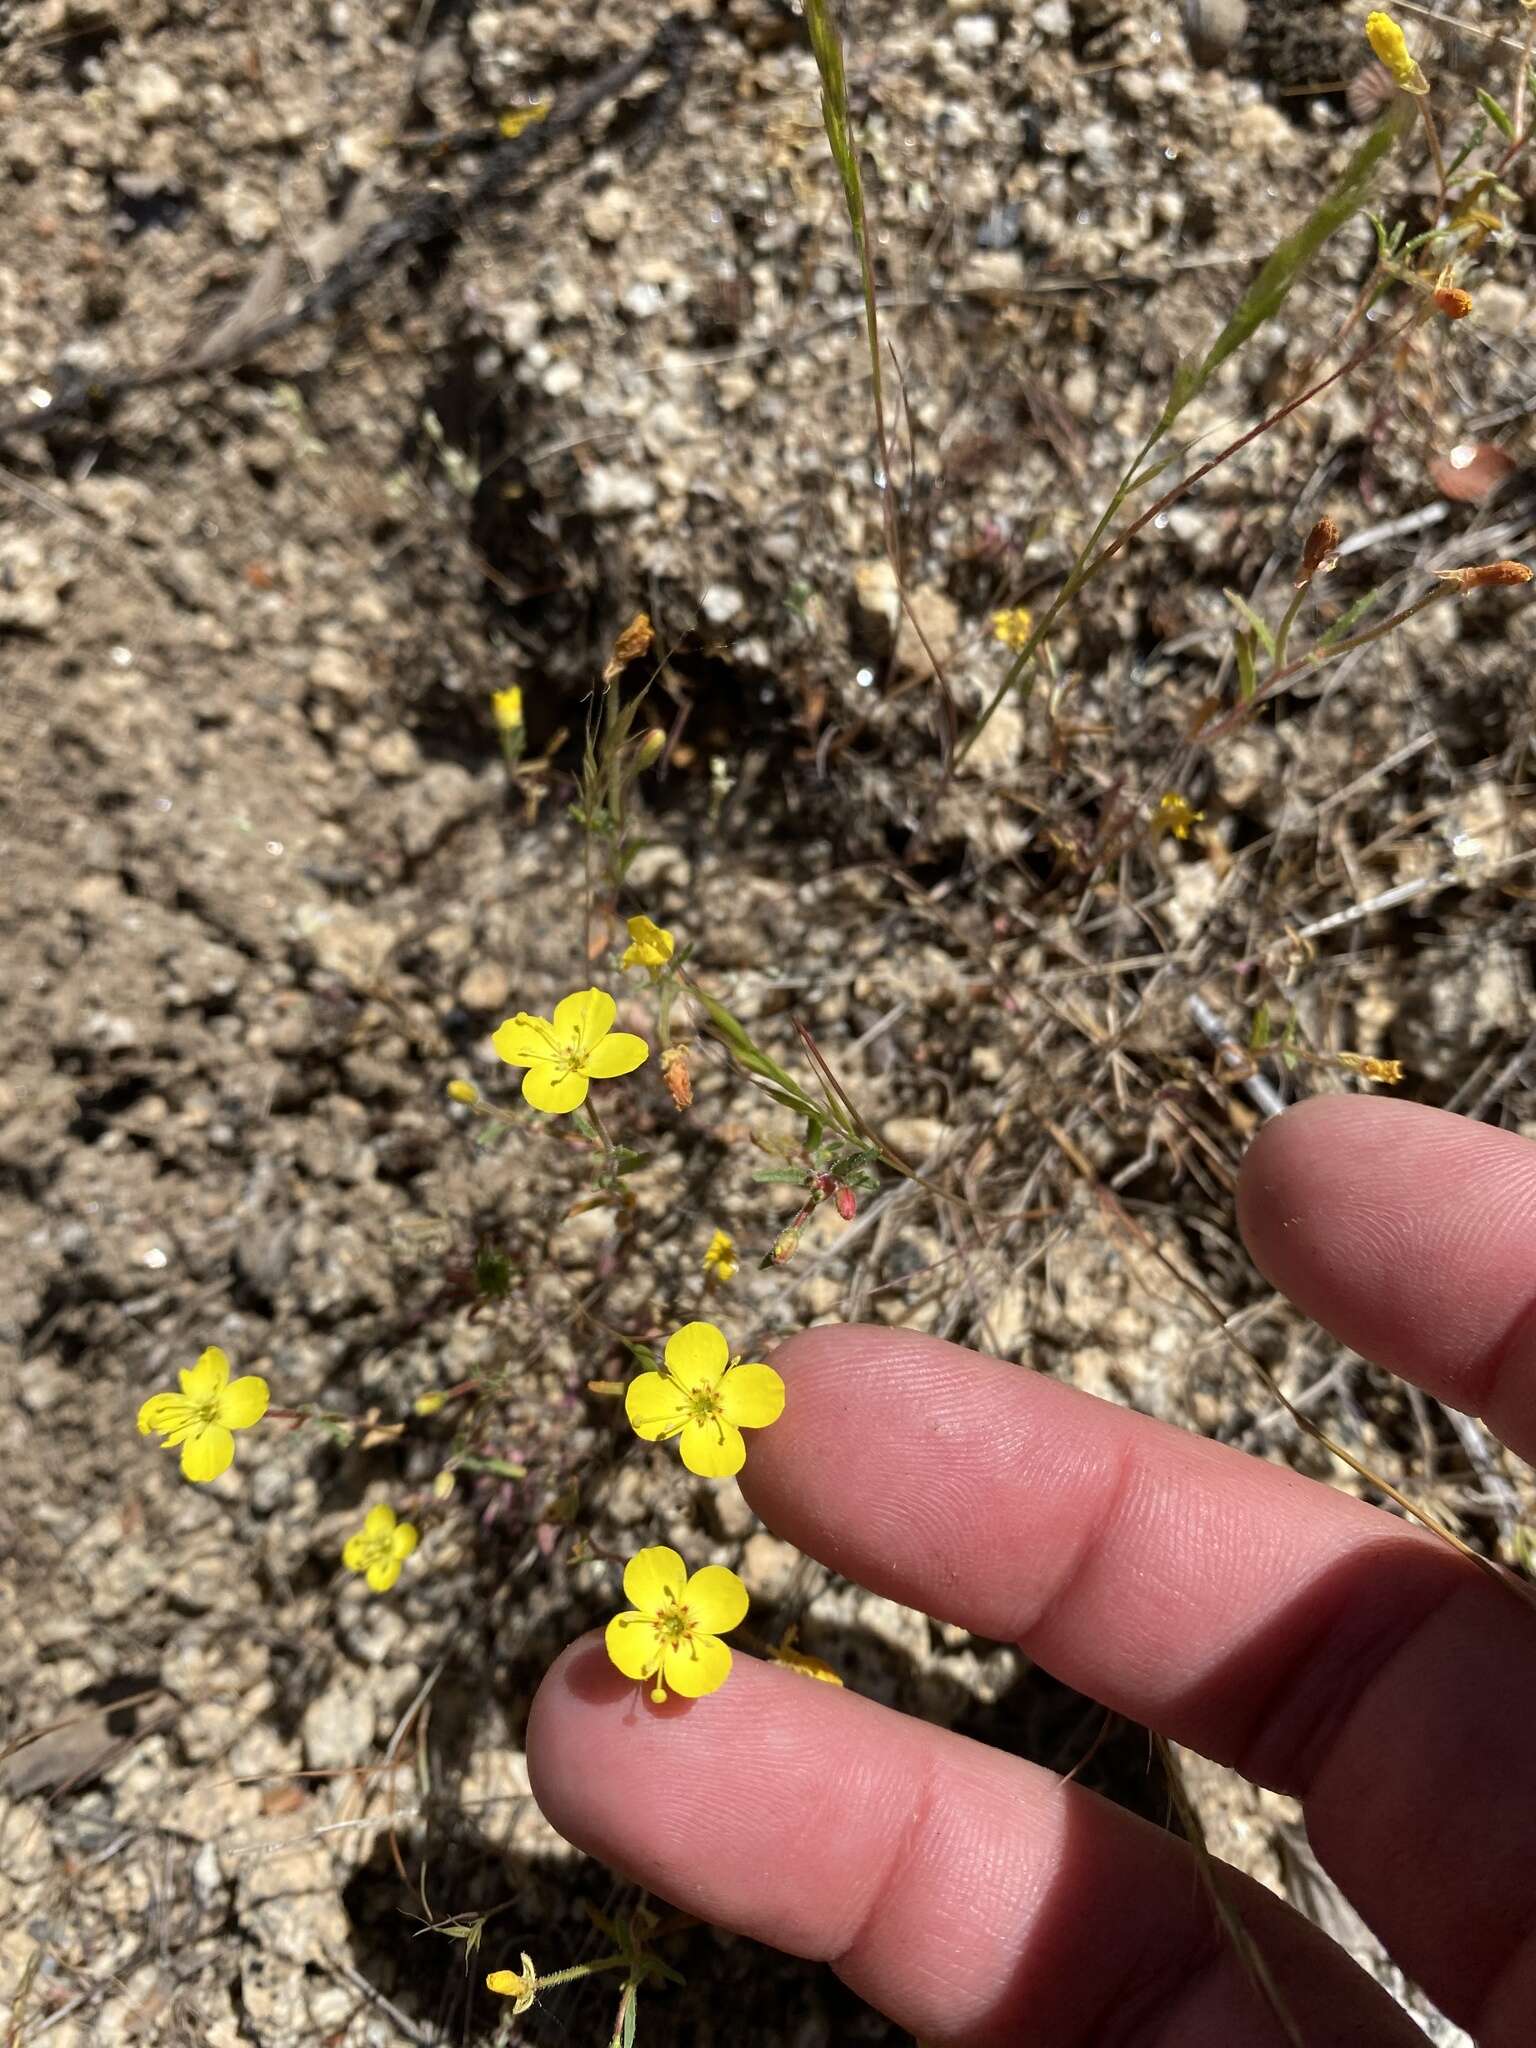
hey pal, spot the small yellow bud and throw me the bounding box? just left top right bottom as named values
left=498, top=102, right=550, bottom=140
left=771, top=1225, right=801, bottom=1265
left=634, top=727, right=667, bottom=770
left=490, top=686, right=524, bottom=733
left=1336, top=1052, right=1405, bottom=1086
left=415, top=1391, right=448, bottom=1416
left=1364, top=12, right=1427, bottom=93
left=446, top=1079, right=479, bottom=1105
left=433, top=1469, right=456, bottom=1500
left=486, top=1954, right=538, bottom=2014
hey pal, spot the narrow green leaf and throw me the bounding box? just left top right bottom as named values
left=1223, top=589, right=1277, bottom=659
left=1250, top=1003, right=1272, bottom=1052
left=1315, top=584, right=1385, bottom=649
left=1235, top=630, right=1257, bottom=703
left=1476, top=89, right=1514, bottom=140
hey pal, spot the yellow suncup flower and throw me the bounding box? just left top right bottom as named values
left=620, top=914, right=675, bottom=973
left=991, top=606, right=1034, bottom=650
left=625, top=1320, right=784, bottom=1478
left=342, top=1503, right=419, bottom=1593
left=138, top=1347, right=269, bottom=1483
left=605, top=1545, right=748, bottom=1703
left=1364, top=11, right=1427, bottom=93
left=486, top=1954, right=537, bottom=2012
left=491, top=988, right=648, bottom=1114
left=702, top=1228, right=738, bottom=1284
left=491, top=685, right=524, bottom=732
left=1154, top=791, right=1204, bottom=841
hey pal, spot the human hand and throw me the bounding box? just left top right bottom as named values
left=528, top=1098, right=1536, bottom=2045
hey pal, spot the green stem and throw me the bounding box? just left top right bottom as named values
left=1269, top=583, right=1309, bottom=671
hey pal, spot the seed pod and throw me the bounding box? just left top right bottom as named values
left=660, top=1043, right=693, bottom=1110
left=1439, top=560, right=1533, bottom=592
left=1433, top=285, right=1474, bottom=320
left=1181, top=0, right=1248, bottom=67
left=1297, top=515, right=1341, bottom=586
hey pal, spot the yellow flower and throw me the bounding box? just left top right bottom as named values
left=991, top=606, right=1034, bottom=650
left=1337, top=1052, right=1405, bottom=1086
left=702, top=1229, right=738, bottom=1284
left=137, top=1347, right=269, bottom=1483
left=414, top=1391, right=448, bottom=1415
left=445, top=1078, right=478, bottom=1105
left=498, top=100, right=550, bottom=140
left=491, top=686, right=524, bottom=733
left=1154, top=791, right=1204, bottom=841
left=342, top=1503, right=420, bottom=1593
left=491, top=988, right=648, bottom=1115
left=605, top=1545, right=748, bottom=1703
left=1364, top=11, right=1427, bottom=92
left=486, top=1954, right=537, bottom=2011
left=625, top=1320, right=784, bottom=1477
left=619, top=914, right=675, bottom=974
left=769, top=1626, right=843, bottom=1686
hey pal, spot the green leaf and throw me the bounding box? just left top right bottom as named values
left=611, top=1147, right=650, bottom=1173
left=1250, top=1003, right=1272, bottom=1052
left=1176, top=99, right=1413, bottom=417
left=569, top=1110, right=598, bottom=1143
left=1234, top=630, right=1257, bottom=703
left=752, top=1166, right=814, bottom=1187
left=1315, top=584, right=1385, bottom=650
left=1223, top=589, right=1276, bottom=659
left=1445, top=116, right=1488, bottom=179
left=1478, top=88, right=1515, bottom=141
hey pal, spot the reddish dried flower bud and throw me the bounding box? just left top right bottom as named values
left=1433, top=286, right=1474, bottom=321
left=834, top=1183, right=858, bottom=1222
left=660, top=1043, right=693, bottom=1110
left=1439, top=560, right=1533, bottom=592
left=1297, top=515, right=1341, bottom=586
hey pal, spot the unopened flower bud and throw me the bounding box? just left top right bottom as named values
left=834, top=1184, right=858, bottom=1222
left=771, top=1225, right=802, bottom=1265
left=634, top=727, right=667, bottom=770
left=1364, top=11, right=1427, bottom=93
left=446, top=1079, right=479, bottom=1105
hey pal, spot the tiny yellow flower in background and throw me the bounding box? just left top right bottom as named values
left=619, top=914, right=675, bottom=974
left=485, top=1953, right=537, bottom=2012
left=770, top=1626, right=843, bottom=1686
left=625, top=1320, right=784, bottom=1477
left=490, top=685, right=524, bottom=733
left=138, top=1347, right=269, bottom=1483
left=342, top=1503, right=419, bottom=1593
left=498, top=100, right=550, bottom=140
left=702, top=1229, right=738, bottom=1285
left=491, top=989, right=648, bottom=1115
left=1364, top=11, right=1427, bottom=93
left=445, top=1078, right=479, bottom=1105
left=991, top=606, right=1034, bottom=650
left=414, top=1391, right=448, bottom=1416
left=1337, top=1051, right=1406, bottom=1086
left=605, top=1545, right=748, bottom=1703
left=1154, top=791, right=1204, bottom=841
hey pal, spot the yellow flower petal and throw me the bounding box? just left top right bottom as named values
left=138, top=1392, right=190, bottom=1436
left=521, top=1063, right=588, bottom=1114
left=218, top=1375, right=269, bottom=1430
left=552, top=988, right=616, bottom=1056
left=662, top=1631, right=732, bottom=1699
left=679, top=1415, right=745, bottom=1478
left=343, top=1533, right=370, bottom=1571
left=492, top=1013, right=559, bottom=1067
left=180, top=1424, right=234, bottom=1483
left=719, top=1363, right=785, bottom=1431
left=622, top=1545, right=687, bottom=1614
left=391, top=1522, right=419, bottom=1560
left=625, top=1372, right=690, bottom=1441
left=663, top=1320, right=729, bottom=1391
left=366, top=1556, right=402, bottom=1593
left=605, top=1610, right=660, bottom=1682
left=684, top=1564, right=749, bottom=1635
left=583, top=1030, right=649, bottom=1079
left=364, top=1503, right=396, bottom=1539
left=180, top=1346, right=230, bottom=1401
